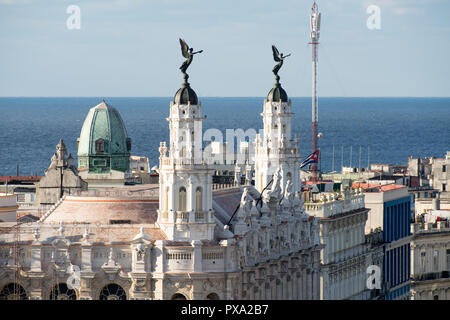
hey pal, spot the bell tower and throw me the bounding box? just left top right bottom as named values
left=156, top=40, right=215, bottom=242
left=254, top=46, right=302, bottom=195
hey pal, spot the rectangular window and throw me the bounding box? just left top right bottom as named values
left=408, top=244, right=411, bottom=278
left=433, top=250, right=439, bottom=272
left=421, top=251, right=426, bottom=273
left=443, top=165, right=446, bottom=172
left=109, top=220, right=131, bottom=224
left=443, top=184, right=447, bottom=192
left=447, top=249, right=450, bottom=271
left=93, top=159, right=107, bottom=166
left=400, top=246, right=404, bottom=283
left=17, top=194, right=25, bottom=202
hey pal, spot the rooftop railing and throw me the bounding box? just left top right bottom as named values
left=304, top=194, right=365, bottom=218
left=412, top=220, right=450, bottom=233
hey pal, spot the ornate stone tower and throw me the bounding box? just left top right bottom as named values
left=35, top=139, right=87, bottom=209
left=254, top=49, right=301, bottom=195
left=157, top=42, right=215, bottom=241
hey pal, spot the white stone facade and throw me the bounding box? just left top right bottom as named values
left=410, top=218, right=450, bottom=300
left=0, top=194, right=17, bottom=223
left=304, top=186, right=376, bottom=300
left=0, top=92, right=321, bottom=300
left=254, top=99, right=301, bottom=195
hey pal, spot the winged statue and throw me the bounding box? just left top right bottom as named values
left=272, top=45, right=291, bottom=77
left=179, top=38, right=203, bottom=77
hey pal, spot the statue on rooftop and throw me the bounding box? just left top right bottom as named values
left=271, top=45, right=291, bottom=80
left=179, top=38, right=203, bottom=82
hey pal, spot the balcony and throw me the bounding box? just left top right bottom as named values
left=173, top=211, right=211, bottom=223
left=412, top=220, right=450, bottom=233
left=304, top=194, right=365, bottom=218
left=412, top=271, right=449, bottom=282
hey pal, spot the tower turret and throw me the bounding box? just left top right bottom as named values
left=254, top=46, right=302, bottom=195
left=156, top=39, right=215, bottom=242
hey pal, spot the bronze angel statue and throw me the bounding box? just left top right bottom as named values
left=179, top=38, right=203, bottom=77
left=272, top=45, right=291, bottom=77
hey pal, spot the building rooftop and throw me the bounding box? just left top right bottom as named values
left=352, top=183, right=407, bottom=192
left=0, top=176, right=42, bottom=184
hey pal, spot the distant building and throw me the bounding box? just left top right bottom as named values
left=410, top=212, right=450, bottom=300
left=35, top=139, right=87, bottom=212
left=358, top=183, right=412, bottom=300
left=430, top=152, right=450, bottom=192
left=0, top=193, right=18, bottom=222
left=205, top=141, right=253, bottom=177
left=303, top=180, right=379, bottom=300
left=0, top=176, right=41, bottom=212
left=130, top=155, right=151, bottom=184
left=414, top=191, right=450, bottom=220
left=367, top=174, right=409, bottom=186
left=408, top=151, right=450, bottom=191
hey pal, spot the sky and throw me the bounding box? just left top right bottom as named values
left=0, top=0, right=449, bottom=97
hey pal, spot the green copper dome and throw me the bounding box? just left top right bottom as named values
left=77, top=100, right=131, bottom=173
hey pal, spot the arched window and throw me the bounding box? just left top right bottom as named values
left=282, top=124, right=286, bottom=134
left=99, top=284, right=126, bottom=300
left=171, top=293, right=187, bottom=300
left=178, top=187, right=187, bottom=211
left=196, top=187, right=203, bottom=211
left=0, top=283, right=27, bottom=300
left=50, top=283, right=77, bottom=300
left=95, top=138, right=105, bottom=153
left=206, top=293, right=219, bottom=300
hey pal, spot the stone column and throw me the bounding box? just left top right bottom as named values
left=276, top=278, right=281, bottom=300
left=302, top=269, right=308, bottom=300
left=79, top=276, right=95, bottom=300
left=79, top=240, right=95, bottom=300
left=308, top=269, right=313, bottom=299
left=30, top=244, right=42, bottom=273
left=297, top=271, right=303, bottom=300
left=192, top=279, right=206, bottom=300
left=28, top=238, right=45, bottom=300
left=192, top=240, right=202, bottom=272
left=291, top=269, right=297, bottom=300
left=153, top=240, right=166, bottom=299
left=312, top=268, right=319, bottom=300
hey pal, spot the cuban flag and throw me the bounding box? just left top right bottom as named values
left=300, top=150, right=319, bottom=168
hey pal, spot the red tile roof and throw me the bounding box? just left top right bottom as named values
left=352, top=183, right=406, bottom=192
left=303, top=180, right=333, bottom=185
left=0, top=176, right=42, bottom=183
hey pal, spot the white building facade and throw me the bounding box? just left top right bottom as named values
left=303, top=183, right=379, bottom=300
left=0, top=77, right=321, bottom=300
left=410, top=215, right=450, bottom=300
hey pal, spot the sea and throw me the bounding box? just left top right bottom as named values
left=0, top=97, right=449, bottom=177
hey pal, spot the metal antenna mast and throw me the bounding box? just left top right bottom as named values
left=310, top=1, right=321, bottom=181
left=332, top=144, right=335, bottom=172
left=359, top=145, right=362, bottom=172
